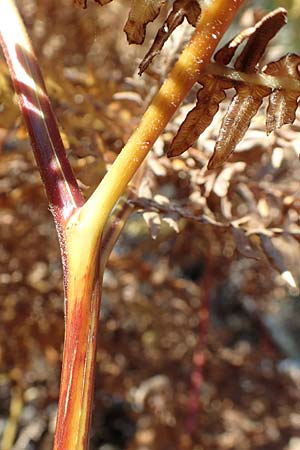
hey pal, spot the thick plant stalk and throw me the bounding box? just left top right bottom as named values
left=0, top=0, right=84, bottom=225
left=81, top=0, right=245, bottom=238
left=54, top=193, right=136, bottom=447
left=0, top=3, right=100, bottom=449
left=0, top=1, right=245, bottom=450
left=54, top=253, right=102, bottom=450
left=56, top=3, right=244, bottom=446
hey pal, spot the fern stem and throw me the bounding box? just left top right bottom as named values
left=53, top=258, right=102, bottom=450
left=0, top=0, right=84, bottom=225
left=205, top=62, right=300, bottom=91
left=78, top=0, right=245, bottom=241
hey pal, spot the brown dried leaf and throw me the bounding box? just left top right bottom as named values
left=264, top=54, right=300, bottom=134
left=168, top=75, right=231, bottom=157
left=214, top=27, right=253, bottom=65
left=208, top=10, right=287, bottom=169
left=208, top=84, right=270, bottom=169
left=124, top=0, right=166, bottom=45
left=235, top=8, right=287, bottom=73
left=139, top=0, right=201, bottom=74
left=215, top=8, right=287, bottom=67
left=170, top=8, right=287, bottom=167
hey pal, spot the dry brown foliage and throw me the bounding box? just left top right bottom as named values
left=168, top=8, right=300, bottom=169
left=1, top=1, right=300, bottom=450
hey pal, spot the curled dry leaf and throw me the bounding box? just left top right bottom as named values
left=74, top=0, right=166, bottom=45
left=214, top=25, right=262, bottom=66
left=214, top=8, right=287, bottom=67
left=124, top=0, right=166, bottom=45
left=264, top=54, right=300, bottom=134
left=208, top=84, right=271, bottom=169
left=208, top=8, right=286, bottom=169
left=168, top=7, right=294, bottom=168
left=234, top=8, right=287, bottom=73
left=168, top=75, right=231, bottom=157
left=139, top=0, right=201, bottom=74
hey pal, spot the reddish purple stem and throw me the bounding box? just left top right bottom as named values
left=0, top=2, right=84, bottom=226
left=186, top=263, right=212, bottom=436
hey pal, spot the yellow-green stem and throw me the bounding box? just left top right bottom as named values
left=53, top=2, right=245, bottom=449
left=53, top=245, right=102, bottom=450
left=79, top=0, right=245, bottom=245
left=206, top=61, right=300, bottom=91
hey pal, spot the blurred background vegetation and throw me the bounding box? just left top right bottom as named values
left=1, top=1, right=300, bottom=450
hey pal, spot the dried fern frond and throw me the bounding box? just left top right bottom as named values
left=168, top=7, right=300, bottom=170
left=124, top=0, right=166, bottom=45
left=75, top=0, right=167, bottom=44
left=208, top=9, right=287, bottom=168
left=75, top=0, right=202, bottom=55
left=139, top=0, right=201, bottom=74
left=264, top=53, right=300, bottom=134
left=72, top=2, right=300, bottom=175
left=168, top=75, right=231, bottom=157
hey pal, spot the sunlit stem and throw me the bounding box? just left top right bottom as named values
left=54, top=190, right=137, bottom=450
left=1, top=2, right=246, bottom=450
left=78, top=0, right=245, bottom=242
left=0, top=0, right=84, bottom=225
left=205, top=62, right=300, bottom=91
left=53, top=245, right=101, bottom=450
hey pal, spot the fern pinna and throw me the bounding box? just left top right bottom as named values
left=86, top=2, right=300, bottom=171
left=168, top=8, right=300, bottom=169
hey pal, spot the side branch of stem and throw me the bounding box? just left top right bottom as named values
left=205, top=62, right=300, bottom=91
left=80, top=0, right=245, bottom=241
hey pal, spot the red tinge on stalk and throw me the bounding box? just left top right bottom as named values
left=0, top=0, right=84, bottom=225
